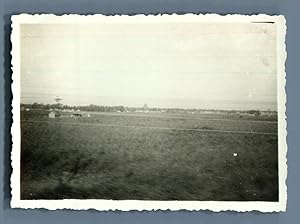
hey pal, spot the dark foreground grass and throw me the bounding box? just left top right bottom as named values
left=20, top=114, right=278, bottom=201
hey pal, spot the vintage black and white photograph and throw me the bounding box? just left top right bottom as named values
left=11, top=14, right=287, bottom=211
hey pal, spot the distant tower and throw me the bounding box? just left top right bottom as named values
left=143, top=103, right=148, bottom=110
left=54, top=96, right=63, bottom=108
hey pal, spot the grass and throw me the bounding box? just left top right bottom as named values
left=20, top=111, right=278, bottom=201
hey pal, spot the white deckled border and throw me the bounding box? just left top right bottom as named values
left=10, top=13, right=287, bottom=212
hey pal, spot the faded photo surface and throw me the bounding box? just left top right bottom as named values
left=11, top=14, right=287, bottom=211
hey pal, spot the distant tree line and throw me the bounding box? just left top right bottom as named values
left=22, top=103, right=127, bottom=113
left=22, top=103, right=204, bottom=113
left=21, top=103, right=274, bottom=115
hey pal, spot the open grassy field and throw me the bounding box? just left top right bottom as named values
left=20, top=110, right=278, bottom=201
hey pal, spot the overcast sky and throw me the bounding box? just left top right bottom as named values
left=20, top=22, right=277, bottom=110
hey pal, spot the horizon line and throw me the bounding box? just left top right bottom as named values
left=20, top=102, right=278, bottom=112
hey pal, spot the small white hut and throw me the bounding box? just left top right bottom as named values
left=48, top=111, right=56, bottom=118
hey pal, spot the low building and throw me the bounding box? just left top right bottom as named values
left=48, top=111, right=56, bottom=118
left=72, top=113, right=83, bottom=117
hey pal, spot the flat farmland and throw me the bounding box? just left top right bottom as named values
left=20, top=110, right=278, bottom=201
